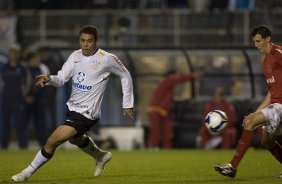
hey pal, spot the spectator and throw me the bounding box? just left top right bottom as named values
left=25, top=51, right=49, bottom=147
left=197, top=87, right=237, bottom=149
left=39, top=47, right=62, bottom=131
left=0, top=43, right=31, bottom=149
left=147, top=70, right=199, bottom=149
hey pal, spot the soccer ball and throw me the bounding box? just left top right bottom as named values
left=205, top=110, right=228, bottom=135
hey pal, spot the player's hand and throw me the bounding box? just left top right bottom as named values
left=35, top=74, right=51, bottom=87
left=123, top=108, right=135, bottom=119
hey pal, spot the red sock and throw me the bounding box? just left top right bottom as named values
left=230, top=129, right=253, bottom=169
left=268, top=141, right=282, bottom=163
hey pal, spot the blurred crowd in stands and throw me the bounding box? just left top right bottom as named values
left=0, top=0, right=280, bottom=150
left=0, top=0, right=281, bottom=11
left=0, top=43, right=64, bottom=149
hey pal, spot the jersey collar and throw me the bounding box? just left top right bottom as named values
left=90, top=47, right=99, bottom=56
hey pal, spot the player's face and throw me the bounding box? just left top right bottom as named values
left=79, top=33, right=97, bottom=56
left=252, top=34, right=271, bottom=54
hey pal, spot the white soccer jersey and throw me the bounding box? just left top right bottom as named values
left=48, top=48, right=134, bottom=120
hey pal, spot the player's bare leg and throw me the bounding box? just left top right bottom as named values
left=69, top=134, right=112, bottom=176
left=215, top=112, right=266, bottom=178
left=11, top=125, right=77, bottom=182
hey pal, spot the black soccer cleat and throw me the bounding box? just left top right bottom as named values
left=214, top=163, right=236, bottom=178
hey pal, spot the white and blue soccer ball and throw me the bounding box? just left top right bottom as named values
left=205, top=110, right=228, bottom=135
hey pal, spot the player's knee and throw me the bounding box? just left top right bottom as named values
left=243, top=119, right=253, bottom=130
left=243, top=117, right=258, bottom=131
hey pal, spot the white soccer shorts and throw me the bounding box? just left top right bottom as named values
left=261, top=103, right=282, bottom=134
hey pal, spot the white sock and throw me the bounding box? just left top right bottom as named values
left=80, top=136, right=104, bottom=159
left=22, top=149, right=52, bottom=177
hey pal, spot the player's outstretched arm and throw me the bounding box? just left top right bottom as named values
left=123, top=108, right=135, bottom=119
left=35, top=74, right=51, bottom=87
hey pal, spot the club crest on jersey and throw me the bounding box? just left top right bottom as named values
left=73, top=72, right=92, bottom=91
left=266, top=76, right=275, bottom=84
left=77, top=72, right=85, bottom=83
left=92, top=60, right=101, bottom=70
left=99, top=51, right=105, bottom=57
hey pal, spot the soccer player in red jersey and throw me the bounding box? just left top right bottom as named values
left=147, top=71, right=200, bottom=149
left=215, top=25, right=282, bottom=178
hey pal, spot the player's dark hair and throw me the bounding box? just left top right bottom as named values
left=79, top=25, right=99, bottom=42
left=251, top=25, right=272, bottom=39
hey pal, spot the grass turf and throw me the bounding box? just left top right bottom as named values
left=0, top=149, right=281, bottom=184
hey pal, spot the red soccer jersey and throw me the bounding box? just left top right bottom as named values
left=263, top=44, right=282, bottom=103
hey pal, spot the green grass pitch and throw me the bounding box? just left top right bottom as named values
left=0, top=149, right=281, bottom=184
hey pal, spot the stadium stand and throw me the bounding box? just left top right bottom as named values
left=1, top=3, right=282, bottom=148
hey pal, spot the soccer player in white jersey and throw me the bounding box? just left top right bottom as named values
left=11, top=25, right=135, bottom=182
